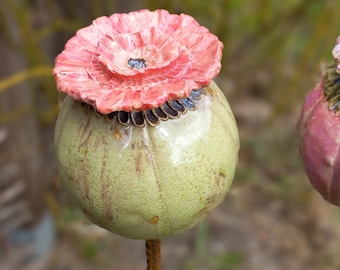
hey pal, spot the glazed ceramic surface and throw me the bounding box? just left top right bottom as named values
left=55, top=81, right=239, bottom=239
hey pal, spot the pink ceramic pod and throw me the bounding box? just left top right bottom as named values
left=54, top=9, right=239, bottom=239
left=298, top=37, right=340, bottom=205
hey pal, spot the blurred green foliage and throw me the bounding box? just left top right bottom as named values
left=185, top=221, right=243, bottom=269
left=1, top=1, right=340, bottom=268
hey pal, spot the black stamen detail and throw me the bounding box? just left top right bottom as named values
left=83, top=87, right=208, bottom=127
left=161, top=102, right=179, bottom=118
left=131, top=111, right=145, bottom=127
left=153, top=107, right=168, bottom=120
left=128, top=58, right=147, bottom=69
left=178, top=98, right=195, bottom=110
left=117, top=111, right=129, bottom=125
left=335, top=77, right=340, bottom=85
left=190, top=88, right=205, bottom=100
left=106, top=112, right=116, bottom=121
left=144, top=110, right=159, bottom=126
left=324, top=63, right=340, bottom=111
left=168, top=100, right=186, bottom=113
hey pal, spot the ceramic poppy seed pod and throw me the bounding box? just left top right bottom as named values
left=54, top=9, right=239, bottom=239
left=298, top=36, right=340, bottom=206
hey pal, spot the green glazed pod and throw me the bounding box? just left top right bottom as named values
left=55, top=81, right=239, bottom=239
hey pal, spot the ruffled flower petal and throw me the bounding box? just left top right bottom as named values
left=54, top=9, right=223, bottom=113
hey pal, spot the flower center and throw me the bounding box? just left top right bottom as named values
left=128, top=58, right=147, bottom=69
left=323, top=63, right=340, bottom=111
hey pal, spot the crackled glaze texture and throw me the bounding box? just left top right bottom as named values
left=55, top=81, right=239, bottom=239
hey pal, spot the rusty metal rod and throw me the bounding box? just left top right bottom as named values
left=146, top=239, right=161, bottom=270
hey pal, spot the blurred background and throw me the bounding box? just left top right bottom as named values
left=1, top=0, right=340, bottom=269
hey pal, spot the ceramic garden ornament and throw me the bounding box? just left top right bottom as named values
left=298, top=36, right=340, bottom=206
left=54, top=9, right=239, bottom=239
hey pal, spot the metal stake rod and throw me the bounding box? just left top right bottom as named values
left=146, top=239, right=161, bottom=270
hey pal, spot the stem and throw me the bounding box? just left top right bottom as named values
left=146, top=239, right=161, bottom=270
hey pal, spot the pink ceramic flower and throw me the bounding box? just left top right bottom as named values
left=298, top=37, right=340, bottom=206
left=53, top=9, right=223, bottom=114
